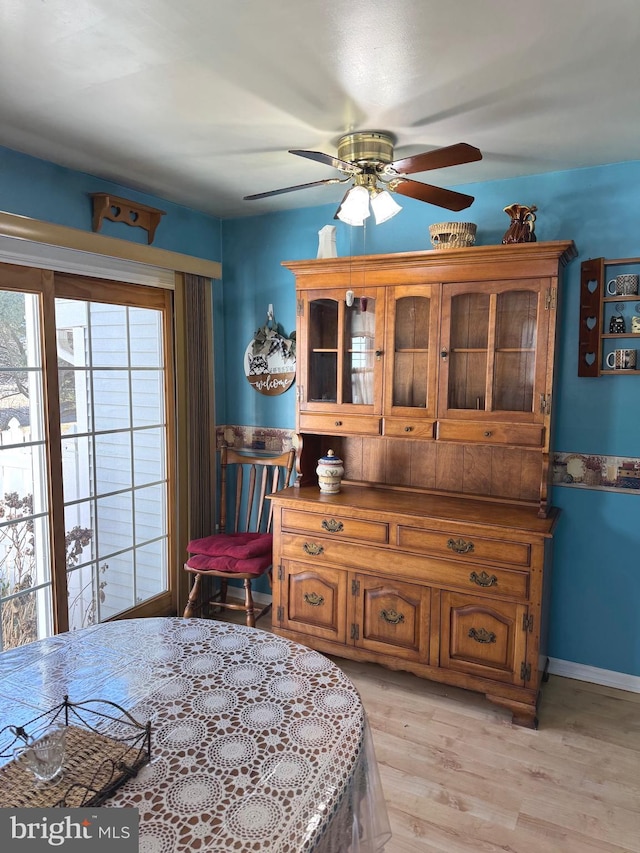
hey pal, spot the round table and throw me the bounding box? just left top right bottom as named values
left=0, top=617, right=390, bottom=853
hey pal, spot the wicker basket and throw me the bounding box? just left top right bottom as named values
left=429, top=222, right=477, bottom=249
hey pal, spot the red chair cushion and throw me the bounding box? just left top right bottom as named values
left=185, top=552, right=272, bottom=576
left=187, top=532, right=272, bottom=559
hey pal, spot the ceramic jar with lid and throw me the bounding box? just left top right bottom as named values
left=316, top=450, right=344, bottom=494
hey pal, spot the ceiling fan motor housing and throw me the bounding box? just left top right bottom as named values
left=337, top=131, right=395, bottom=166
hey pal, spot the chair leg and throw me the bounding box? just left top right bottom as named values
left=183, top=573, right=202, bottom=618
left=243, top=579, right=256, bottom=628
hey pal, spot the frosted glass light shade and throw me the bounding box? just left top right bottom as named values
left=336, top=185, right=371, bottom=226
left=371, top=190, right=402, bottom=224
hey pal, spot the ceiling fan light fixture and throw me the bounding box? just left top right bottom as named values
left=370, top=189, right=402, bottom=224
left=336, top=185, right=371, bottom=226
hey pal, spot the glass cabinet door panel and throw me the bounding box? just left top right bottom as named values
left=309, top=352, right=337, bottom=402
left=308, top=299, right=338, bottom=403
left=343, top=297, right=376, bottom=405
left=393, top=352, right=429, bottom=407
left=448, top=293, right=489, bottom=409
left=309, top=299, right=338, bottom=349
left=392, top=296, right=430, bottom=408
left=395, top=296, right=430, bottom=349
left=448, top=352, right=488, bottom=410
left=493, top=291, right=537, bottom=412
left=493, top=353, right=535, bottom=411
left=450, top=292, right=490, bottom=349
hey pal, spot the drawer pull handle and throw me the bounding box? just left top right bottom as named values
left=334, top=420, right=343, bottom=426
left=469, top=570, right=498, bottom=588
left=484, top=431, right=492, bottom=437
left=447, top=537, right=475, bottom=554
left=322, top=519, right=344, bottom=533
left=380, top=609, right=405, bottom=625
left=304, top=591, right=325, bottom=607
left=303, top=542, right=324, bottom=556
left=404, top=425, right=413, bottom=432
left=468, top=627, right=496, bottom=644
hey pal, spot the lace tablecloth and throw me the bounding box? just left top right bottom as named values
left=0, top=617, right=391, bottom=852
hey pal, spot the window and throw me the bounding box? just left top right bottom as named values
left=0, top=265, right=175, bottom=649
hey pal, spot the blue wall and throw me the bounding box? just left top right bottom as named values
left=0, top=146, right=222, bottom=260
left=1, top=143, right=638, bottom=678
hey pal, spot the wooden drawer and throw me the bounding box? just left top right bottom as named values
left=422, top=558, right=529, bottom=600
left=279, top=534, right=529, bottom=600
left=396, top=525, right=531, bottom=568
left=383, top=419, right=436, bottom=439
left=436, top=420, right=545, bottom=447
left=281, top=508, right=389, bottom=544
left=299, top=412, right=381, bottom=436
left=281, top=533, right=373, bottom=572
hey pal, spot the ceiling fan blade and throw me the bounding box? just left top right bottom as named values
left=387, top=143, right=482, bottom=176
left=289, top=149, right=360, bottom=173
left=244, top=178, right=346, bottom=200
left=390, top=178, right=474, bottom=211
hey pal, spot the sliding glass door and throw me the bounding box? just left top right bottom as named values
left=0, top=278, right=53, bottom=648
left=0, top=265, right=175, bottom=649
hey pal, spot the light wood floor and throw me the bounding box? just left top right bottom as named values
left=337, top=657, right=640, bottom=853
left=221, top=612, right=640, bottom=852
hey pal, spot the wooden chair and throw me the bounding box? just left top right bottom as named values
left=183, top=446, right=295, bottom=627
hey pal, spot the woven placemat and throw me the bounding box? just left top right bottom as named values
left=0, top=724, right=146, bottom=808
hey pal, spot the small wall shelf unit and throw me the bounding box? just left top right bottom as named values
left=579, top=256, right=640, bottom=376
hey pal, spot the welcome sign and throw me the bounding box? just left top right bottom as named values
left=244, top=321, right=296, bottom=397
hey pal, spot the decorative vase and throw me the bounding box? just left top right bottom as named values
left=316, top=450, right=344, bottom=494
left=502, top=204, right=537, bottom=244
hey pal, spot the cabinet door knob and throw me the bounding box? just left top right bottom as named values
left=375, top=350, right=383, bottom=360
left=440, top=348, right=448, bottom=360
left=303, top=591, right=325, bottom=607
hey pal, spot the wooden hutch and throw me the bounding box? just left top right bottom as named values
left=268, top=240, right=576, bottom=727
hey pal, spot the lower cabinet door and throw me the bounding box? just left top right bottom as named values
left=352, top=573, right=430, bottom=662
left=440, top=591, right=528, bottom=684
left=280, top=560, right=348, bottom=643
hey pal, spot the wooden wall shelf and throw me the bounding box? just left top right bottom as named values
left=90, top=193, right=166, bottom=244
left=578, top=256, right=640, bottom=376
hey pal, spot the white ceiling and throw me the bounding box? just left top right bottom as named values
left=1, top=0, right=639, bottom=219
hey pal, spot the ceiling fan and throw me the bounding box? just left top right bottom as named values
left=244, top=131, right=482, bottom=224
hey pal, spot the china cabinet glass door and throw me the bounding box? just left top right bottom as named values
left=384, top=285, right=438, bottom=418
left=439, top=281, right=549, bottom=421
left=303, top=290, right=383, bottom=412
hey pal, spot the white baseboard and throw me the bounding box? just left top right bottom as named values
left=548, top=657, right=640, bottom=693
